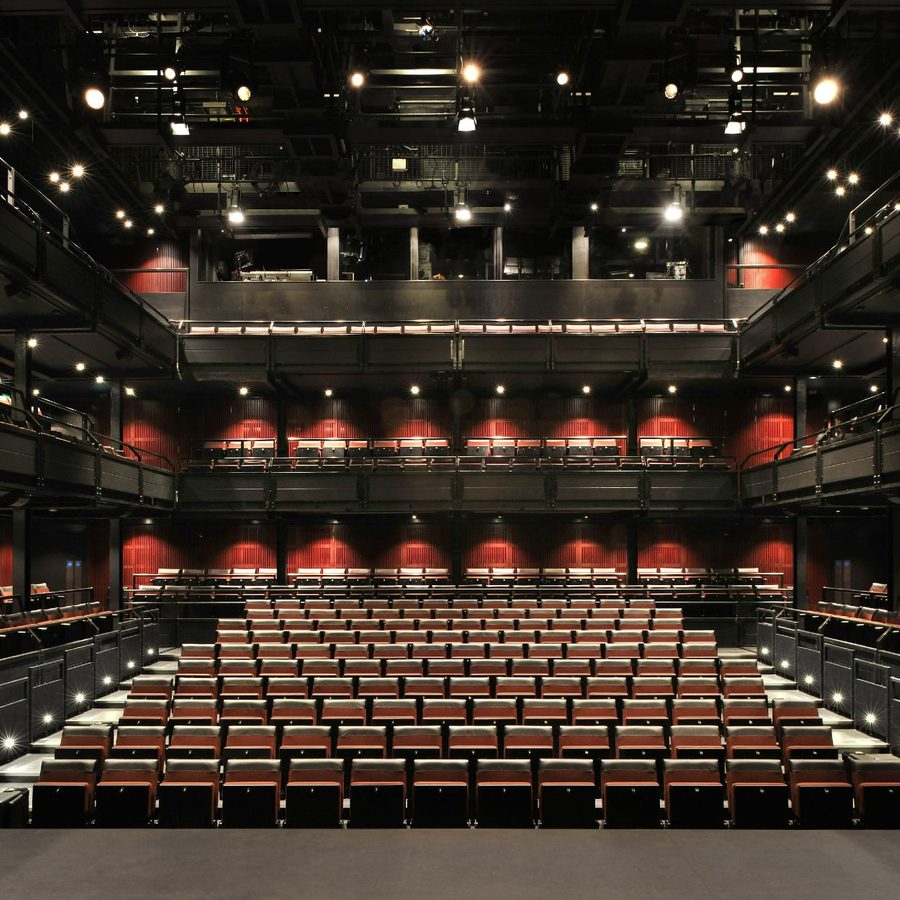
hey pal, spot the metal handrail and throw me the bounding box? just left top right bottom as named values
left=2, top=388, right=175, bottom=472
left=738, top=401, right=899, bottom=472
left=742, top=194, right=900, bottom=328
left=180, top=452, right=737, bottom=473
left=177, top=317, right=741, bottom=332
left=0, top=154, right=173, bottom=333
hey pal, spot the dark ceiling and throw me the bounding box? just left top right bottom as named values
left=1, top=1, right=900, bottom=241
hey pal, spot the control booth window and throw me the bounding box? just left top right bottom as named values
left=502, top=227, right=572, bottom=279
left=200, top=232, right=326, bottom=282
left=588, top=225, right=713, bottom=280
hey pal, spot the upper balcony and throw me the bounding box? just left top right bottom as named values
left=0, top=156, right=176, bottom=378
left=739, top=198, right=900, bottom=376
left=0, top=391, right=175, bottom=509
left=740, top=394, right=899, bottom=507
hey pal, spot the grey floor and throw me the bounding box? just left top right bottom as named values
left=2, top=829, right=900, bottom=900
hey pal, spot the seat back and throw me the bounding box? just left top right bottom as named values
left=100, top=757, right=158, bottom=788
left=350, top=758, right=407, bottom=786
left=538, top=758, right=595, bottom=787
left=287, top=758, right=344, bottom=785
left=38, top=758, right=98, bottom=786
left=600, top=758, right=658, bottom=785
left=163, top=759, right=220, bottom=788
left=413, top=759, right=469, bottom=786
left=476, top=758, right=532, bottom=787
left=663, top=758, right=722, bottom=786
left=224, top=758, right=281, bottom=785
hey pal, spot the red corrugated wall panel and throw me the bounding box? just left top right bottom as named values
left=638, top=522, right=793, bottom=586
left=287, top=399, right=370, bottom=439
left=373, top=522, right=451, bottom=568
left=463, top=521, right=539, bottom=568
left=121, top=241, right=188, bottom=293
left=637, top=396, right=727, bottom=441
left=464, top=398, right=626, bottom=438
left=123, top=398, right=185, bottom=467
left=286, top=522, right=452, bottom=569
left=463, top=521, right=626, bottom=570
left=285, top=398, right=451, bottom=439
left=123, top=523, right=276, bottom=587
left=377, top=398, right=452, bottom=439
left=807, top=521, right=828, bottom=608
left=184, top=397, right=277, bottom=451
left=287, top=523, right=369, bottom=569
left=543, top=523, right=628, bottom=569
left=731, top=240, right=821, bottom=290
left=729, top=395, right=794, bottom=466
left=123, top=525, right=190, bottom=588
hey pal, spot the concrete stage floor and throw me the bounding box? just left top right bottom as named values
left=2, top=829, right=899, bottom=900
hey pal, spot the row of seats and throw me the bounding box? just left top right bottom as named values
left=148, top=568, right=276, bottom=586
left=0, top=603, right=114, bottom=659
left=186, top=320, right=733, bottom=337
left=185, top=650, right=734, bottom=674
left=817, top=601, right=900, bottom=625
left=33, top=737, right=894, bottom=828
left=464, top=568, right=621, bottom=585
left=130, top=580, right=785, bottom=599
left=179, top=647, right=725, bottom=674
left=194, top=437, right=717, bottom=463
left=226, top=596, right=671, bottom=612
left=121, top=690, right=784, bottom=730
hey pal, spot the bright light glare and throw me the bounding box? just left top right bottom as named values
left=84, top=87, right=106, bottom=110
left=462, top=62, right=481, bottom=83
left=813, top=77, right=839, bottom=105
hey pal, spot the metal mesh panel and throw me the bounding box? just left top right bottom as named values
left=354, top=145, right=571, bottom=183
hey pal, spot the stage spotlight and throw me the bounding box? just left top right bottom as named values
left=813, top=75, right=839, bottom=105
